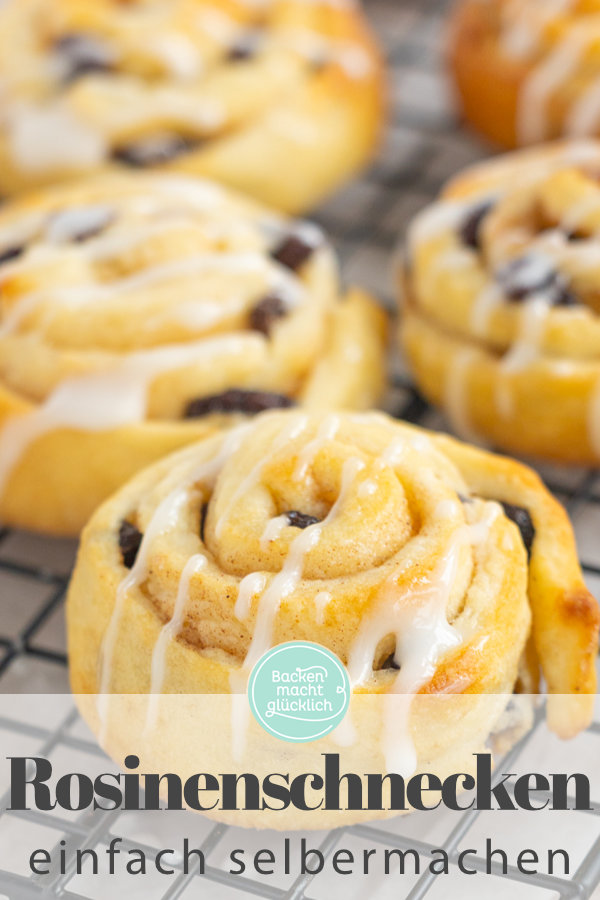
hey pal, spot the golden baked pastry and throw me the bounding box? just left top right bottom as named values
left=67, top=409, right=599, bottom=828
left=450, top=0, right=600, bottom=148
left=401, top=140, right=600, bottom=464
left=0, top=0, right=384, bottom=213
left=0, top=173, right=387, bottom=536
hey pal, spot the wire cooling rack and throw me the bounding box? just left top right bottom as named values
left=1, top=0, right=600, bottom=897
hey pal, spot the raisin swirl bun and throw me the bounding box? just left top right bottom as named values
left=0, top=0, right=383, bottom=213
left=67, top=410, right=598, bottom=828
left=450, top=0, right=600, bottom=148
left=401, top=140, right=600, bottom=464
left=0, top=173, right=386, bottom=536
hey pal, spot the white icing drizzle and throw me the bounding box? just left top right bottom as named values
left=235, top=572, right=268, bottom=621
left=347, top=502, right=497, bottom=776
left=408, top=201, right=467, bottom=252
left=314, top=590, right=332, bottom=625
left=215, top=414, right=309, bottom=539
left=148, top=33, right=203, bottom=80
left=97, top=425, right=248, bottom=745
left=229, top=456, right=363, bottom=759
left=293, top=413, right=340, bottom=481
left=500, top=19, right=540, bottom=60
left=46, top=206, right=115, bottom=244
left=145, top=553, right=207, bottom=732
left=499, top=0, right=574, bottom=60
left=345, top=544, right=461, bottom=691
left=518, top=25, right=588, bottom=144
left=567, top=77, right=600, bottom=137
left=279, top=26, right=371, bottom=79
left=146, top=175, right=225, bottom=210
left=435, top=498, right=461, bottom=519
left=0, top=333, right=259, bottom=499
left=378, top=437, right=406, bottom=468
left=8, top=103, right=107, bottom=172
left=240, top=456, right=364, bottom=676
left=260, top=514, right=289, bottom=551
left=347, top=543, right=462, bottom=776
left=97, top=490, right=189, bottom=745
left=336, top=42, right=372, bottom=79
left=295, top=220, right=325, bottom=249
left=564, top=141, right=600, bottom=166
left=228, top=454, right=365, bottom=757
left=496, top=295, right=550, bottom=419
left=471, top=283, right=503, bottom=336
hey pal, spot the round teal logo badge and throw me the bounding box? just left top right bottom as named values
left=248, top=642, right=351, bottom=742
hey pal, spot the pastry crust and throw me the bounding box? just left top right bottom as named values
left=0, top=173, right=387, bottom=535
left=400, top=140, right=600, bottom=464
left=449, top=0, right=600, bottom=148
left=0, top=0, right=384, bottom=213
left=67, top=410, right=598, bottom=828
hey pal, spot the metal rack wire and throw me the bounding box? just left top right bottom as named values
left=1, top=0, right=600, bottom=897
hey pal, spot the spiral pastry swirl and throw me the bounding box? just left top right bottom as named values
left=0, top=173, right=386, bottom=535
left=450, top=0, right=600, bottom=148
left=401, top=140, right=600, bottom=464
left=0, top=0, right=383, bottom=212
left=67, top=410, right=599, bottom=825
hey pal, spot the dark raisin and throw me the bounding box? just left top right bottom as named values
left=54, top=33, right=114, bottom=83
left=271, top=234, right=316, bottom=271
left=113, top=134, right=198, bottom=168
left=227, top=34, right=259, bottom=61
left=200, top=503, right=208, bottom=542
left=554, top=288, right=579, bottom=306
left=286, top=511, right=320, bottom=529
left=228, top=44, right=253, bottom=61
left=249, top=293, right=288, bottom=336
left=0, top=245, right=24, bottom=265
left=380, top=653, right=400, bottom=671
left=460, top=200, right=494, bottom=251
left=73, top=224, right=107, bottom=243
left=309, top=53, right=329, bottom=73
left=184, top=389, right=295, bottom=418
left=497, top=253, right=580, bottom=306
left=118, top=520, right=143, bottom=569
left=500, top=501, right=535, bottom=558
